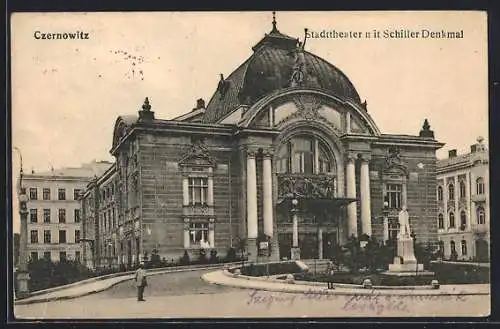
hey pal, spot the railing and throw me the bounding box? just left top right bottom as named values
left=276, top=173, right=337, bottom=199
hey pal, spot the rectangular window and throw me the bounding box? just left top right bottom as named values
left=30, top=209, right=38, bottom=223
left=30, top=230, right=38, bottom=244
left=59, top=230, right=67, bottom=244
left=44, top=251, right=51, bottom=260
left=189, top=222, right=209, bottom=244
left=43, top=209, right=51, bottom=223
left=59, top=251, right=67, bottom=261
left=58, top=209, right=66, bottom=223
left=43, top=188, right=51, bottom=200
left=30, top=252, right=38, bottom=261
left=188, top=177, right=208, bottom=205
left=75, top=230, right=80, bottom=243
left=58, top=188, right=66, bottom=200
left=74, top=209, right=81, bottom=223
left=44, top=230, right=51, bottom=244
left=74, top=189, right=81, bottom=200
left=75, top=251, right=81, bottom=262
left=387, top=184, right=402, bottom=209
left=29, top=188, right=38, bottom=200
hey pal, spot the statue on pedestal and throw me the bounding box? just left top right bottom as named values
left=397, top=205, right=411, bottom=239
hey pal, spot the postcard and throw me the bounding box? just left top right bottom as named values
left=10, top=11, right=489, bottom=319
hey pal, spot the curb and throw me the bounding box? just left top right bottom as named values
left=203, top=270, right=490, bottom=297
left=15, top=263, right=239, bottom=305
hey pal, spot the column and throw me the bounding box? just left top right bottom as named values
left=263, top=152, right=274, bottom=237
left=346, top=112, right=351, bottom=133
left=360, top=156, right=372, bottom=236
left=246, top=150, right=258, bottom=240
left=182, top=177, right=189, bottom=206
left=207, top=167, right=214, bottom=206
left=208, top=218, right=215, bottom=247
left=346, top=155, right=358, bottom=237
left=183, top=219, right=190, bottom=249
left=318, top=228, right=323, bottom=259
left=465, top=172, right=471, bottom=230
left=469, top=172, right=476, bottom=226
left=314, top=139, right=319, bottom=174
left=292, top=211, right=299, bottom=247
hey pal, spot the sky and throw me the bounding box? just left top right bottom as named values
left=10, top=11, right=488, bottom=233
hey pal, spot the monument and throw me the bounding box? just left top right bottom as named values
left=387, top=206, right=424, bottom=272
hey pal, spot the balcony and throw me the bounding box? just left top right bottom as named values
left=471, top=194, right=487, bottom=203
left=182, top=204, right=214, bottom=217
left=472, top=224, right=489, bottom=235
left=276, top=173, right=337, bottom=199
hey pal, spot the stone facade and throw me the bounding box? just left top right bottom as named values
left=22, top=161, right=111, bottom=264
left=80, top=20, right=444, bottom=268
left=436, top=137, right=489, bottom=262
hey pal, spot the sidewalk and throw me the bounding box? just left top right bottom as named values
left=202, top=270, right=491, bottom=296
left=15, top=263, right=237, bottom=305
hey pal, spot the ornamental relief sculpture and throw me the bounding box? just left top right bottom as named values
left=272, top=95, right=343, bottom=135
left=277, top=175, right=337, bottom=199
left=179, top=139, right=216, bottom=167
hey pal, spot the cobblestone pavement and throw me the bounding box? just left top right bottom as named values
left=14, top=269, right=490, bottom=319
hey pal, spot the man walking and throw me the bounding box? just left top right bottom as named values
left=135, top=263, right=147, bottom=301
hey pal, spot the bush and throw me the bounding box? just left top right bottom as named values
left=225, top=247, right=237, bottom=262
left=179, top=250, right=191, bottom=265
left=209, top=249, right=218, bottom=264
left=240, top=261, right=306, bottom=277
left=27, top=259, right=95, bottom=292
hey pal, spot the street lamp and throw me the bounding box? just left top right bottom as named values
left=13, top=147, right=30, bottom=298
left=291, top=196, right=300, bottom=260
left=382, top=200, right=389, bottom=244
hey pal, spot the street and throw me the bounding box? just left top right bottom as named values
left=14, top=269, right=490, bottom=319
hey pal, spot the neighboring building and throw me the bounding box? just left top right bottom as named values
left=81, top=164, right=119, bottom=269
left=24, top=161, right=112, bottom=263
left=81, top=17, right=444, bottom=268
left=436, top=137, right=490, bottom=262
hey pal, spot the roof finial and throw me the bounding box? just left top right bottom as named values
left=142, top=97, right=151, bottom=111
left=271, top=11, right=278, bottom=32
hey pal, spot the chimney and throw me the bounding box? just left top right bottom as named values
left=448, top=149, right=457, bottom=158
left=470, top=144, right=477, bottom=153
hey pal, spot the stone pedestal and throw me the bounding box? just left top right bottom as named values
left=387, top=235, right=425, bottom=273
left=291, top=247, right=301, bottom=260
left=246, top=238, right=258, bottom=262
left=16, top=271, right=31, bottom=299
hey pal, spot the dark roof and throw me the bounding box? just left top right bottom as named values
left=202, top=26, right=361, bottom=124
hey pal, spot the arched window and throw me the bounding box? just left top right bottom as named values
left=476, top=177, right=485, bottom=195
left=450, top=240, right=456, bottom=253
left=460, top=211, right=467, bottom=229
left=318, top=143, right=331, bottom=174
left=276, top=135, right=335, bottom=175
left=477, top=206, right=486, bottom=224
left=437, top=186, right=443, bottom=201
left=449, top=212, right=455, bottom=228
left=461, top=240, right=468, bottom=256
left=438, top=214, right=444, bottom=229
left=459, top=181, right=466, bottom=198
left=448, top=184, right=455, bottom=201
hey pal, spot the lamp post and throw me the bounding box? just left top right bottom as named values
left=14, top=147, right=30, bottom=298
left=291, top=196, right=300, bottom=260
left=382, top=200, right=389, bottom=245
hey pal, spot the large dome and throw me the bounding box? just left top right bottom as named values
left=203, top=23, right=361, bottom=123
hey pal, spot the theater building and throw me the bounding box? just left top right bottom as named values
left=83, top=18, right=444, bottom=267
